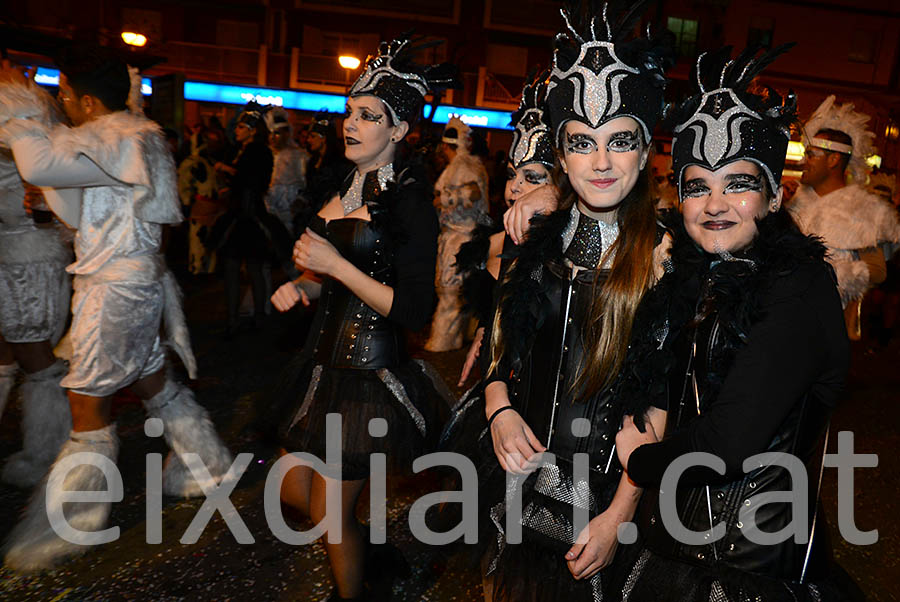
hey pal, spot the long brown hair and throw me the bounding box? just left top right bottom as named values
left=572, top=162, right=658, bottom=397
left=487, top=151, right=659, bottom=397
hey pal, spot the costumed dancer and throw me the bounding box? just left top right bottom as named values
left=268, top=36, right=456, bottom=602
left=0, top=46, right=232, bottom=571
left=301, top=112, right=353, bottom=232
left=444, top=2, right=672, bottom=600
left=425, top=117, right=491, bottom=352
left=0, top=79, right=72, bottom=489
left=787, top=96, right=900, bottom=338
left=177, top=125, right=221, bottom=274
left=208, top=104, right=291, bottom=335
left=265, top=107, right=308, bottom=236
left=455, top=71, right=556, bottom=386
left=613, top=45, right=861, bottom=601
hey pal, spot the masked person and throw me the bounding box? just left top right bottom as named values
left=614, top=45, right=861, bottom=602
left=455, top=70, right=556, bottom=386
left=453, top=3, right=672, bottom=600
left=268, top=36, right=457, bottom=602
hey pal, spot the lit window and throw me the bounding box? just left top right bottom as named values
left=667, top=17, right=698, bottom=58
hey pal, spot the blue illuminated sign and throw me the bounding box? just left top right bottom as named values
left=34, top=67, right=152, bottom=95
left=181, top=80, right=513, bottom=130
left=428, top=105, right=512, bottom=130
left=183, top=81, right=346, bottom=114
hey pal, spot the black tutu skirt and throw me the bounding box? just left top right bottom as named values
left=273, top=354, right=452, bottom=480
left=611, top=537, right=866, bottom=602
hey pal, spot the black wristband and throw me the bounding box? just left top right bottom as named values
left=487, top=405, right=516, bottom=428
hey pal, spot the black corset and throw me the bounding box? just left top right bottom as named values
left=304, top=216, right=404, bottom=369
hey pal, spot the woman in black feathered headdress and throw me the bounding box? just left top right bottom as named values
left=267, top=34, right=458, bottom=602
left=612, top=45, right=863, bottom=602
left=460, top=2, right=675, bottom=601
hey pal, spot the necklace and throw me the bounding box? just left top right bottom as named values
left=341, top=163, right=395, bottom=215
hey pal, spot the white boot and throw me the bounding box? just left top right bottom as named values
left=3, top=425, right=119, bottom=572
left=0, top=362, right=17, bottom=422
left=2, top=360, right=73, bottom=488
left=143, top=380, right=233, bottom=497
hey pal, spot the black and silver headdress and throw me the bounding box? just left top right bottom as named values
left=545, top=0, right=671, bottom=143
left=671, top=44, right=797, bottom=197
left=508, top=71, right=555, bottom=169
left=349, top=35, right=459, bottom=124
left=237, top=101, right=265, bottom=129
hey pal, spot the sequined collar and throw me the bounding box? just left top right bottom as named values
left=560, top=203, right=619, bottom=269
left=340, top=163, right=396, bottom=215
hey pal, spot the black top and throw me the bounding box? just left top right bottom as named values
left=615, top=209, right=848, bottom=579
left=628, top=225, right=847, bottom=487
left=300, top=163, right=439, bottom=369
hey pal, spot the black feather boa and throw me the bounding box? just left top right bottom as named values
left=612, top=209, right=829, bottom=429
left=455, top=221, right=501, bottom=325
left=487, top=208, right=573, bottom=378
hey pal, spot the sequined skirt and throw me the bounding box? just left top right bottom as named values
left=274, top=355, right=452, bottom=480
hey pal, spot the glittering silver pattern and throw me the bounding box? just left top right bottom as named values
left=412, top=358, right=455, bottom=407
left=533, top=462, right=594, bottom=509
left=376, top=368, right=426, bottom=435
left=547, top=41, right=639, bottom=136
left=562, top=205, right=620, bottom=269
left=675, top=88, right=760, bottom=168
left=621, top=549, right=651, bottom=601
left=290, top=364, right=323, bottom=428
left=341, top=163, right=395, bottom=215
left=511, top=107, right=554, bottom=169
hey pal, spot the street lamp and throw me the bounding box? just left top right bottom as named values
left=121, top=31, right=148, bottom=47
left=338, top=55, right=361, bottom=70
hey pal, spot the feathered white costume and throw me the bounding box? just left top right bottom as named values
left=789, top=96, right=900, bottom=306
left=0, top=77, right=232, bottom=571
left=426, top=117, right=490, bottom=351
left=0, top=82, right=73, bottom=490
left=264, top=107, right=308, bottom=234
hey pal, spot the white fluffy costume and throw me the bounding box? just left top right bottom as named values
left=789, top=184, right=900, bottom=305
left=0, top=83, right=73, bottom=489
left=426, top=117, right=490, bottom=351
left=790, top=96, right=900, bottom=306
left=264, top=107, right=308, bottom=234
left=0, top=80, right=232, bottom=570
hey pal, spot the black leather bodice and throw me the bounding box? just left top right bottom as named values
left=637, top=307, right=833, bottom=580
left=303, top=216, right=403, bottom=369
left=507, top=258, right=620, bottom=480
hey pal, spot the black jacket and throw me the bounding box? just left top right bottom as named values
left=619, top=210, right=848, bottom=581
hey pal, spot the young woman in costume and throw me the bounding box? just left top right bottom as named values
left=455, top=72, right=557, bottom=386
left=268, top=37, right=456, bottom=602
left=469, top=4, right=672, bottom=600
left=614, top=45, right=861, bottom=601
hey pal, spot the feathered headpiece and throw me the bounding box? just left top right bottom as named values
left=545, top=0, right=672, bottom=142
left=803, top=95, right=876, bottom=184
left=509, top=70, right=555, bottom=169
left=237, top=101, right=265, bottom=129
left=442, top=116, right=471, bottom=148
left=670, top=44, right=797, bottom=197
left=349, top=34, right=459, bottom=124
left=264, top=106, right=292, bottom=136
